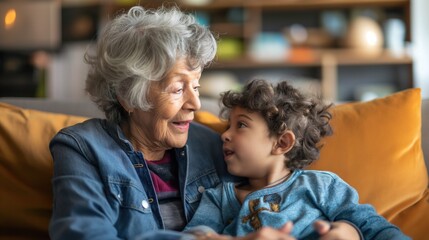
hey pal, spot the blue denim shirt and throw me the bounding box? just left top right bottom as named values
left=49, top=119, right=233, bottom=240
left=185, top=170, right=410, bottom=240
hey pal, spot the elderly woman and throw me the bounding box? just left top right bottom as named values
left=49, top=6, right=359, bottom=240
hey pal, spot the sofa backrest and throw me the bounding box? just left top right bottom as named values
left=1, top=91, right=428, bottom=239
left=2, top=96, right=428, bottom=174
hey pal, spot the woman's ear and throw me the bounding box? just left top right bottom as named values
left=272, top=131, right=295, bottom=155
left=117, top=96, right=133, bottom=113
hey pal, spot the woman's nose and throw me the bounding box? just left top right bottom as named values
left=184, top=89, right=201, bottom=111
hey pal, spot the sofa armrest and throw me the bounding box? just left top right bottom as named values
left=422, top=99, right=429, bottom=176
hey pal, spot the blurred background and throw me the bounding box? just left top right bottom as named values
left=0, top=0, right=428, bottom=103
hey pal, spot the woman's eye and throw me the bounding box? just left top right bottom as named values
left=237, top=122, right=246, bottom=128
left=175, top=88, right=183, bottom=94
left=193, top=86, right=200, bottom=92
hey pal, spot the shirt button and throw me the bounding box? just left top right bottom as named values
left=141, top=200, right=149, bottom=209
left=180, top=151, right=185, bottom=156
left=198, top=186, right=205, bottom=193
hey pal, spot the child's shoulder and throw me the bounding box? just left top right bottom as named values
left=295, top=170, right=353, bottom=194
left=298, top=169, right=345, bottom=182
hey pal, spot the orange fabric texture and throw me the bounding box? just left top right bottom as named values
left=0, top=103, right=87, bottom=240
left=308, top=89, right=427, bottom=219
left=194, top=110, right=227, bottom=134
left=390, top=189, right=429, bottom=239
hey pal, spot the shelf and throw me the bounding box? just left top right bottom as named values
left=319, top=49, right=412, bottom=65
left=62, top=0, right=101, bottom=7
left=210, top=58, right=319, bottom=68
left=115, top=0, right=409, bottom=9
left=210, top=49, right=412, bottom=69
left=180, top=0, right=245, bottom=9
left=98, top=0, right=413, bottom=102
left=102, top=0, right=244, bottom=11
left=245, top=0, right=409, bottom=9
left=210, top=23, right=243, bottom=37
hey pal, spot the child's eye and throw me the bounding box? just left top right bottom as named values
left=237, top=122, right=247, bottom=128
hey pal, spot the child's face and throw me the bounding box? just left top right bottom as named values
left=221, top=107, right=281, bottom=178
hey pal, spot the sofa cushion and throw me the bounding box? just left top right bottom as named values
left=0, top=102, right=87, bottom=239
left=307, top=88, right=427, bottom=220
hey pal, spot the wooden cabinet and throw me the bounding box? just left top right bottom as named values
left=105, top=0, right=412, bottom=101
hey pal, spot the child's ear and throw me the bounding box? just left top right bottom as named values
left=272, top=131, right=295, bottom=155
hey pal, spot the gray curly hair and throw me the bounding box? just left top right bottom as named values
left=85, top=6, right=217, bottom=123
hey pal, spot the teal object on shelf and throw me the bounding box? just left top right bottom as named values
left=249, top=32, right=289, bottom=61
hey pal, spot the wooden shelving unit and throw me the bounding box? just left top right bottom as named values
left=211, top=49, right=412, bottom=68
left=103, top=0, right=413, bottom=101
left=245, top=0, right=409, bottom=8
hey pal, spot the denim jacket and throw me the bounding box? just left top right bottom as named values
left=49, top=119, right=232, bottom=240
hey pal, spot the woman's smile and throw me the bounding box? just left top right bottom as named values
left=171, top=120, right=192, bottom=132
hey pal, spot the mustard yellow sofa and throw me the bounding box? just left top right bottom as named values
left=0, top=88, right=428, bottom=240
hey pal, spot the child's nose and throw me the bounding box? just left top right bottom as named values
left=221, top=130, right=231, bottom=142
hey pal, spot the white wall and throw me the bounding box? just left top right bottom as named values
left=48, top=42, right=92, bottom=101
left=412, top=0, right=429, bottom=98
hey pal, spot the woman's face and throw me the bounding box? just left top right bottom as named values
left=129, top=58, right=202, bottom=153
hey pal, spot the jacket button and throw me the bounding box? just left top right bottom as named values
left=181, top=151, right=185, bottom=156
left=148, top=198, right=154, bottom=203
left=198, top=186, right=205, bottom=193
left=141, top=200, right=149, bottom=209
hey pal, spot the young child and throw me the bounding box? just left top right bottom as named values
left=184, top=79, right=409, bottom=239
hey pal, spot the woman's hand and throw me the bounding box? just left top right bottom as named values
left=193, top=222, right=296, bottom=240
left=313, top=220, right=361, bottom=240
left=191, top=220, right=360, bottom=240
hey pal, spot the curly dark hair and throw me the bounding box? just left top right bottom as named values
left=220, top=79, right=333, bottom=170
